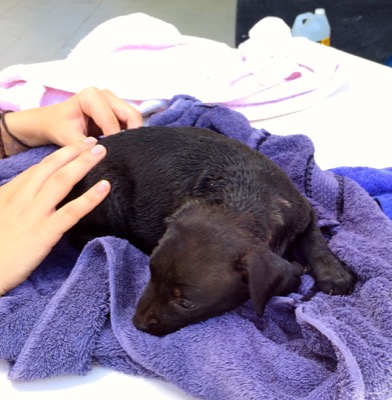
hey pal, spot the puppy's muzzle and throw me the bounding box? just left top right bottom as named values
left=133, top=311, right=160, bottom=334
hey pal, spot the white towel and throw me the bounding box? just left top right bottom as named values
left=0, top=13, right=345, bottom=120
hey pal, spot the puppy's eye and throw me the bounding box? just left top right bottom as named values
left=177, top=299, right=196, bottom=310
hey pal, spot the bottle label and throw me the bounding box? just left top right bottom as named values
left=320, top=37, right=330, bottom=46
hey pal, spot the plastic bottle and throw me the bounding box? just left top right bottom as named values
left=291, top=8, right=331, bottom=46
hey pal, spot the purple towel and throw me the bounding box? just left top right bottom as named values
left=1, top=95, right=392, bottom=400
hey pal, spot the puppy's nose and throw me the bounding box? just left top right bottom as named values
left=133, top=313, right=159, bottom=333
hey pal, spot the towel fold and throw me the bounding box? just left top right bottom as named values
left=331, top=166, right=392, bottom=219
left=0, top=13, right=344, bottom=120
left=1, top=96, right=392, bottom=400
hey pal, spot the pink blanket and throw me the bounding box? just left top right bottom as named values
left=0, top=13, right=345, bottom=120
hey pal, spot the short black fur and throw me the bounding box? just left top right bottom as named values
left=64, top=126, right=355, bottom=335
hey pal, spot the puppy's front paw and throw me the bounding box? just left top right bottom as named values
left=314, top=260, right=356, bottom=296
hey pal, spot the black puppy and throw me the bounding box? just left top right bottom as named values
left=64, top=126, right=355, bottom=336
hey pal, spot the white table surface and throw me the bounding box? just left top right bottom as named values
left=253, top=45, right=392, bottom=171
left=2, top=45, right=391, bottom=400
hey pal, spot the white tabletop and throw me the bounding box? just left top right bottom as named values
left=252, top=46, right=392, bottom=170
left=0, top=360, right=198, bottom=400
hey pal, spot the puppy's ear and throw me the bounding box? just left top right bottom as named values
left=240, top=247, right=303, bottom=317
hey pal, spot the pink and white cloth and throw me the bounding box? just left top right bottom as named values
left=0, top=13, right=345, bottom=121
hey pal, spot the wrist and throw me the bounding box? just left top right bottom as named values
left=0, top=108, right=51, bottom=157
left=1, top=111, right=33, bottom=157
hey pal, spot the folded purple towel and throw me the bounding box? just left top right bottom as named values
left=331, top=166, right=392, bottom=219
left=1, top=95, right=392, bottom=400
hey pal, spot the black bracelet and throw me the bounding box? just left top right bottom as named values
left=0, top=111, right=34, bottom=151
left=0, top=114, right=5, bottom=158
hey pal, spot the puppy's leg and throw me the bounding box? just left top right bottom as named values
left=243, top=247, right=304, bottom=317
left=297, top=220, right=355, bottom=295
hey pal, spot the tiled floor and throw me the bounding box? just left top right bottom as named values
left=0, top=0, right=237, bottom=70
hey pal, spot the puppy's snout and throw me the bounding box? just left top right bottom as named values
left=133, top=313, right=159, bottom=333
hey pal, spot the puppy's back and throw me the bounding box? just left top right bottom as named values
left=65, top=126, right=306, bottom=253
left=65, top=127, right=243, bottom=251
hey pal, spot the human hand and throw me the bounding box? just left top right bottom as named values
left=3, top=87, right=143, bottom=154
left=42, top=87, right=143, bottom=146
left=0, top=137, right=110, bottom=296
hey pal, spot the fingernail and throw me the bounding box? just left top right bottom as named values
left=96, top=180, right=110, bottom=193
left=83, top=136, right=98, bottom=144
left=90, top=144, right=105, bottom=155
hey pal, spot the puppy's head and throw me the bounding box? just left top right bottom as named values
left=133, top=203, right=303, bottom=336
